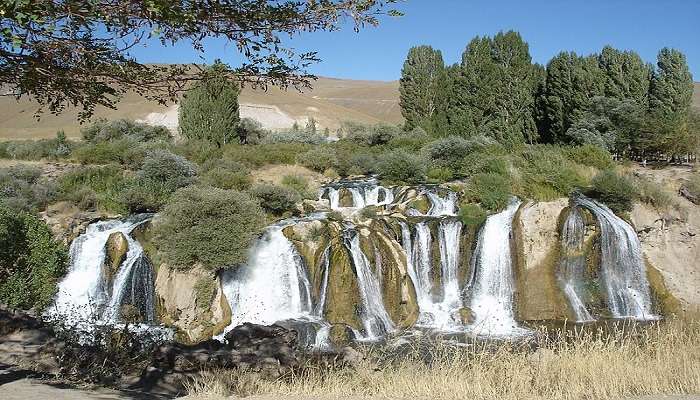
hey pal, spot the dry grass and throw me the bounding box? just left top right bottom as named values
left=184, top=321, right=700, bottom=400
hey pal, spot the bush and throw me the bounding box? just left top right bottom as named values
left=458, top=203, right=489, bottom=226
left=516, top=146, right=586, bottom=201
left=172, top=140, right=223, bottom=165
left=81, top=119, right=171, bottom=143
left=0, top=137, right=75, bottom=161
left=634, top=175, right=675, bottom=211
left=261, top=130, right=326, bottom=145
left=72, top=137, right=168, bottom=168
left=466, top=173, right=511, bottom=211
left=201, top=162, right=251, bottom=191
left=281, top=175, right=313, bottom=199
left=250, top=183, right=302, bottom=215
left=224, top=143, right=312, bottom=168
left=0, top=206, right=68, bottom=310
left=296, top=146, right=338, bottom=173
left=387, top=127, right=432, bottom=151
left=154, top=186, right=266, bottom=271
left=119, top=180, right=172, bottom=213
left=377, top=149, right=426, bottom=184
left=137, top=149, right=197, bottom=191
left=57, top=165, right=130, bottom=213
left=423, top=135, right=492, bottom=172
left=237, top=118, right=268, bottom=145
left=0, top=166, right=56, bottom=212
left=344, top=122, right=400, bottom=146
left=427, top=167, right=454, bottom=183
left=589, top=170, right=638, bottom=213
left=567, top=144, right=615, bottom=170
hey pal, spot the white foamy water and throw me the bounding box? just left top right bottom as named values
left=319, top=179, right=394, bottom=210
left=574, top=195, right=656, bottom=320
left=467, top=198, right=528, bottom=337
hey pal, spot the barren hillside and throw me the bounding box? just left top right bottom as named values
left=0, top=77, right=401, bottom=140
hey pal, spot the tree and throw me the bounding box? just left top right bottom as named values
left=179, top=62, right=240, bottom=146
left=441, top=31, right=539, bottom=145
left=0, top=0, right=400, bottom=119
left=649, top=48, right=694, bottom=118
left=540, top=52, right=605, bottom=143
left=598, top=46, right=652, bottom=105
left=399, top=45, right=445, bottom=130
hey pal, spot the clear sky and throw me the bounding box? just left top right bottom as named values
left=130, top=0, right=700, bottom=82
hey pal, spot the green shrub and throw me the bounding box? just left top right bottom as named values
left=634, top=175, right=675, bottom=211
left=281, top=175, right=313, bottom=199
left=422, top=135, right=491, bottom=172
left=296, top=146, right=338, bottom=173
left=201, top=166, right=251, bottom=191
left=237, top=118, right=268, bottom=145
left=194, top=277, right=217, bottom=309
left=377, top=149, right=426, bottom=184
left=427, top=167, right=454, bottom=183
left=72, top=137, right=158, bottom=167
left=81, top=118, right=171, bottom=143
left=57, top=165, right=130, bottom=213
left=225, top=143, right=312, bottom=168
left=589, top=170, right=638, bottom=213
left=466, top=173, right=511, bottom=211
left=119, top=180, right=172, bottom=213
left=0, top=206, right=68, bottom=310
left=172, top=140, right=223, bottom=165
left=567, top=144, right=615, bottom=170
left=261, top=130, right=326, bottom=145
left=458, top=144, right=509, bottom=177
left=0, top=166, right=56, bottom=212
left=517, top=146, right=586, bottom=201
left=458, top=203, right=489, bottom=226
left=137, top=149, right=197, bottom=191
left=250, top=183, right=302, bottom=215
left=387, top=127, right=431, bottom=151
left=0, top=138, right=75, bottom=161
left=154, top=186, right=266, bottom=271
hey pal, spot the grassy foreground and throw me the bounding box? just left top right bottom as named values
left=185, top=321, right=700, bottom=400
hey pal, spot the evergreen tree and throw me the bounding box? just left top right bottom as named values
left=442, top=31, right=539, bottom=144
left=541, top=52, right=605, bottom=143
left=399, top=46, right=445, bottom=131
left=179, top=61, right=241, bottom=146
left=598, top=46, right=652, bottom=105
left=649, top=48, right=694, bottom=118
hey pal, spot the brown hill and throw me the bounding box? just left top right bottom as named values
left=0, top=77, right=402, bottom=140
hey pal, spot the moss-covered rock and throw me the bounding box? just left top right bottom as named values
left=338, top=188, right=354, bottom=208
left=329, top=323, right=356, bottom=347
left=103, top=231, right=128, bottom=286
left=324, top=223, right=363, bottom=330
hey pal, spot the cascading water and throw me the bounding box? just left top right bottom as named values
left=401, top=220, right=464, bottom=330
left=558, top=206, right=594, bottom=322
left=319, top=179, right=394, bottom=210
left=314, top=246, right=331, bottom=317
left=467, top=198, right=526, bottom=336
left=574, top=195, right=656, bottom=320
left=426, top=190, right=457, bottom=216
left=219, top=219, right=331, bottom=347
left=343, top=226, right=394, bottom=339
left=48, top=215, right=158, bottom=330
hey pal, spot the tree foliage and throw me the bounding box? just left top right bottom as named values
left=0, top=0, right=400, bottom=119
left=179, top=62, right=241, bottom=146
left=399, top=45, right=445, bottom=130
left=649, top=48, right=694, bottom=118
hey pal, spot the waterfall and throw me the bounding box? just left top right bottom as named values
left=574, top=195, right=656, bottom=320
left=48, top=215, right=157, bottom=329
left=467, top=198, right=526, bottom=336
left=558, top=206, right=594, bottom=322
left=343, top=227, right=394, bottom=339
left=219, top=221, right=331, bottom=347
left=320, top=179, right=394, bottom=210
left=399, top=218, right=464, bottom=330
left=426, top=190, right=457, bottom=216
left=220, top=226, right=313, bottom=329
left=314, top=246, right=331, bottom=317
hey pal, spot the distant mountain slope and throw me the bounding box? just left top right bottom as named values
left=0, top=77, right=401, bottom=140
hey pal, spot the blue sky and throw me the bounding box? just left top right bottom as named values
left=131, top=0, right=700, bottom=82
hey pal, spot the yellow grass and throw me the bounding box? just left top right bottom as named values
left=184, top=321, right=700, bottom=400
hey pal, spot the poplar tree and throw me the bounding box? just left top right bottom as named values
left=598, top=46, right=652, bottom=105
left=649, top=48, right=694, bottom=118
left=179, top=62, right=240, bottom=147
left=399, top=46, right=445, bottom=131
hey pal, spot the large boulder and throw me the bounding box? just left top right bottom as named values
left=513, top=199, right=572, bottom=321
left=103, top=231, right=129, bottom=285
left=154, top=264, right=231, bottom=344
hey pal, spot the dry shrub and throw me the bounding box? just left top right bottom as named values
left=185, top=321, right=700, bottom=400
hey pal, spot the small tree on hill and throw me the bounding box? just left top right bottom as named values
left=179, top=62, right=240, bottom=146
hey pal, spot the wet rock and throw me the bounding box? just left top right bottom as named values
left=458, top=307, right=474, bottom=324
left=103, top=231, right=128, bottom=284
left=329, top=323, right=356, bottom=347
